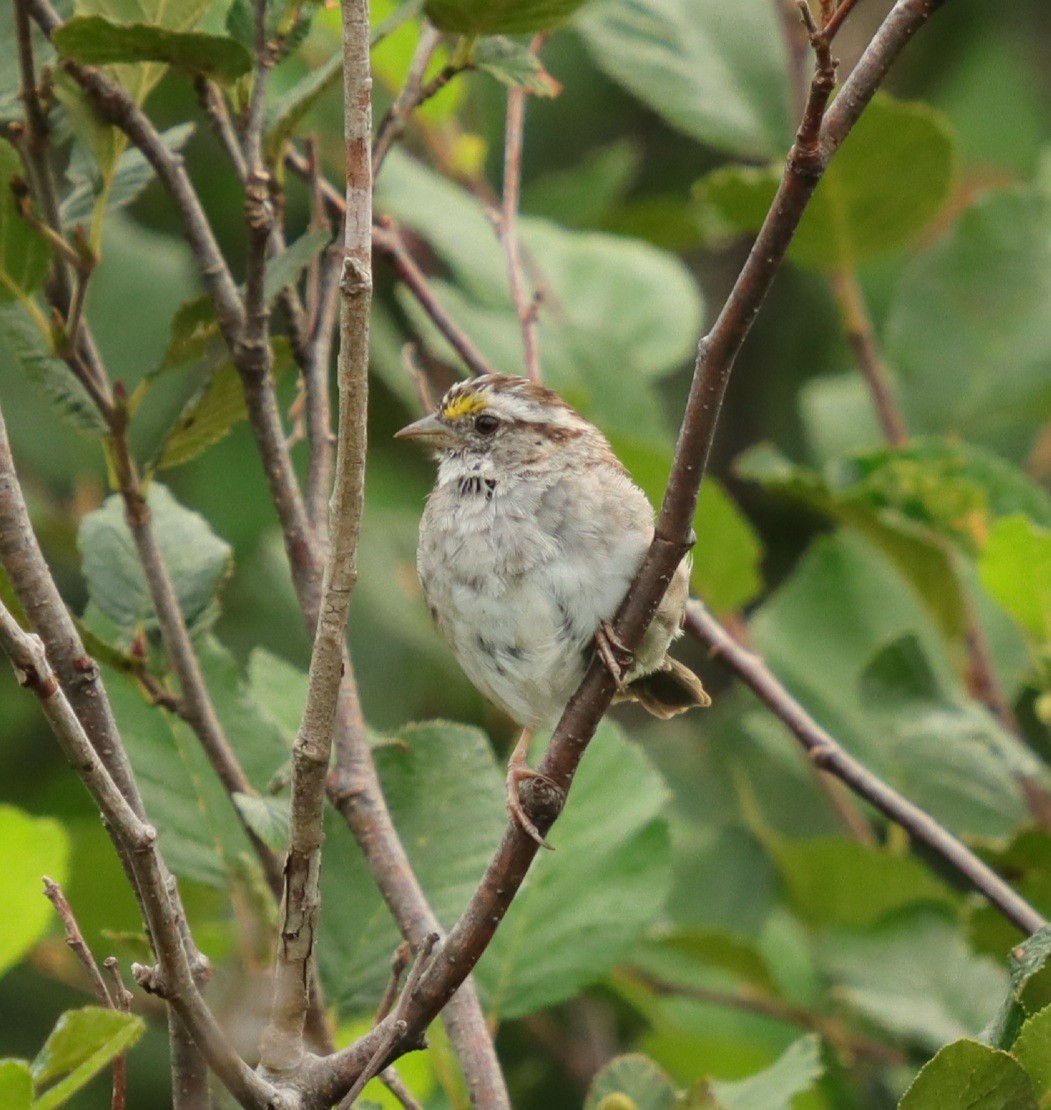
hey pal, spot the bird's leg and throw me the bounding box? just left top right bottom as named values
left=506, top=727, right=557, bottom=850
left=595, top=620, right=635, bottom=690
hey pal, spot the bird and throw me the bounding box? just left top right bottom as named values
left=396, top=374, right=710, bottom=846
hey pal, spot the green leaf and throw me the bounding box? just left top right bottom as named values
left=0, top=1060, right=32, bottom=1110
left=247, top=648, right=306, bottom=744
left=78, top=484, right=232, bottom=638
left=585, top=1054, right=679, bottom=1110
left=0, top=304, right=108, bottom=434
left=317, top=721, right=507, bottom=1013
left=609, top=436, right=761, bottom=613
left=885, top=187, right=1051, bottom=456
left=1013, top=1005, right=1051, bottom=1099
left=53, top=17, right=252, bottom=82
left=477, top=722, right=672, bottom=1019
left=263, top=228, right=332, bottom=305
left=232, top=793, right=289, bottom=853
left=62, top=123, right=195, bottom=226
left=101, top=639, right=288, bottom=886
left=423, top=0, right=588, bottom=35
left=473, top=36, right=561, bottom=97
left=264, top=51, right=343, bottom=164
left=0, top=143, right=51, bottom=302
left=898, top=1040, right=1036, bottom=1110
left=980, top=515, right=1051, bottom=645
left=156, top=362, right=246, bottom=470
left=31, top=1007, right=144, bottom=1110
left=750, top=534, right=1028, bottom=840
left=522, top=141, right=640, bottom=229
left=381, top=150, right=702, bottom=438
left=708, top=1034, right=823, bottom=1110
left=0, top=807, right=70, bottom=979
left=577, top=0, right=792, bottom=160
left=158, top=295, right=222, bottom=371
left=772, top=837, right=955, bottom=929
left=820, top=910, right=1008, bottom=1051
left=982, top=924, right=1051, bottom=1050
left=697, top=96, right=956, bottom=270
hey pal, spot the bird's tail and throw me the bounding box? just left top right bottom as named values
left=622, top=657, right=712, bottom=719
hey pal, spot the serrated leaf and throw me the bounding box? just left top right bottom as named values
left=585, top=1054, right=679, bottom=1110
left=820, top=911, right=1007, bottom=1051
left=709, top=1034, right=823, bottom=1110
left=750, top=534, right=1028, bottom=840
left=577, top=0, right=791, bottom=160
left=31, top=1008, right=144, bottom=1110
left=53, top=17, right=252, bottom=82
left=263, top=228, right=332, bottom=305
left=0, top=807, right=69, bottom=979
left=696, top=95, right=956, bottom=270
left=0, top=304, right=108, bottom=434
left=264, top=51, right=343, bottom=163
left=1013, top=1004, right=1051, bottom=1098
left=158, top=295, right=221, bottom=371
left=979, top=515, right=1051, bottom=645
left=898, top=1039, right=1036, bottom=1110
left=156, top=362, right=246, bottom=470
left=477, top=722, right=672, bottom=1019
left=61, top=123, right=195, bottom=225
left=473, top=36, right=561, bottom=96
left=0, top=143, right=51, bottom=301
left=78, top=484, right=232, bottom=637
left=982, top=924, right=1051, bottom=1050
left=232, top=793, right=289, bottom=852
left=0, top=1060, right=31, bottom=1110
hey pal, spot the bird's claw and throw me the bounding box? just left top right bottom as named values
left=595, top=620, right=635, bottom=690
left=506, top=764, right=557, bottom=850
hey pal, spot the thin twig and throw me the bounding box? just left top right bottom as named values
left=684, top=599, right=1045, bottom=934
left=104, top=958, right=133, bottom=1110
left=379, top=1068, right=425, bottom=1110
left=621, top=966, right=907, bottom=1065
left=242, top=0, right=272, bottom=174
left=823, top=0, right=864, bottom=38
left=194, top=78, right=248, bottom=183
left=499, top=34, right=547, bottom=383
left=372, top=21, right=443, bottom=175
left=376, top=942, right=412, bottom=1024
left=43, top=878, right=114, bottom=1006
left=827, top=268, right=908, bottom=446
left=335, top=935, right=438, bottom=1110
left=374, top=218, right=498, bottom=377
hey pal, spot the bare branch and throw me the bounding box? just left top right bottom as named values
left=43, top=878, right=114, bottom=1007
left=372, top=21, right=443, bottom=175
left=374, top=219, right=499, bottom=377
left=0, top=601, right=275, bottom=1108
left=194, top=78, right=248, bottom=183
left=259, top=0, right=373, bottom=1072
left=498, top=34, right=547, bottom=383
left=684, top=600, right=1045, bottom=934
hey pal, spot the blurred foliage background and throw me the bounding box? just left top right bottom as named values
left=2, top=0, right=1051, bottom=1105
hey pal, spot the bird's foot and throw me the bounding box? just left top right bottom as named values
left=506, top=728, right=558, bottom=850
left=595, top=620, right=635, bottom=690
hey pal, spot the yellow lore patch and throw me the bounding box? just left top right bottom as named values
left=442, top=393, right=488, bottom=419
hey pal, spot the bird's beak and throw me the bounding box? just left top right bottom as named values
left=394, top=412, right=453, bottom=448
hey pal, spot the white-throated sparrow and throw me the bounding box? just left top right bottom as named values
left=397, top=374, right=710, bottom=845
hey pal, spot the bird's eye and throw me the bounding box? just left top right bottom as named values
left=474, top=413, right=499, bottom=436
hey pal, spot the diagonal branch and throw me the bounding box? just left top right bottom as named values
left=309, top=0, right=973, bottom=1098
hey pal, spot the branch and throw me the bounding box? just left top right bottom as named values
left=43, top=878, right=114, bottom=1007
left=310, top=0, right=970, bottom=1097
left=258, top=0, right=373, bottom=1072
left=684, top=600, right=1045, bottom=934
left=194, top=78, right=248, bottom=183
left=498, top=35, right=546, bottom=383
left=373, top=218, right=498, bottom=377
left=372, top=20, right=443, bottom=175
left=0, top=602, right=276, bottom=1108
